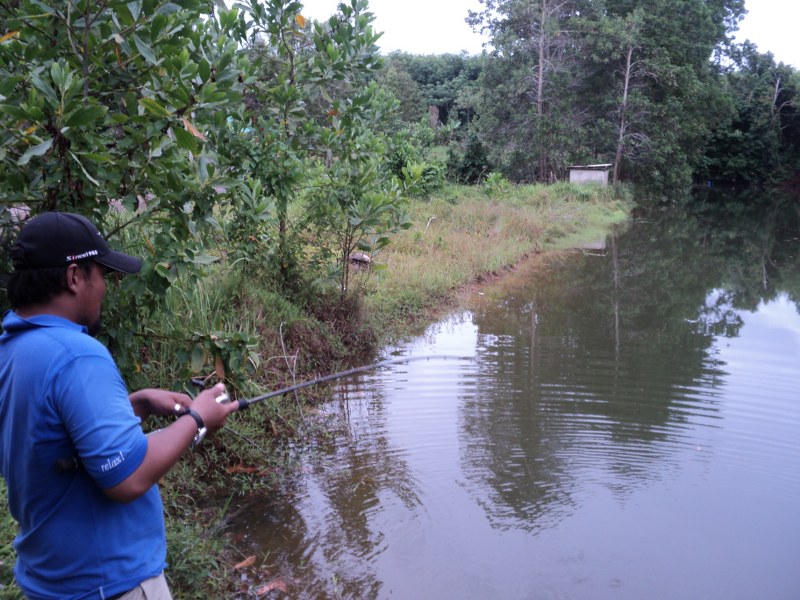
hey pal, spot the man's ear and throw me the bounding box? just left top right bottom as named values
left=64, top=263, right=82, bottom=294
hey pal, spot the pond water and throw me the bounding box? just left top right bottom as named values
left=230, top=194, right=800, bottom=599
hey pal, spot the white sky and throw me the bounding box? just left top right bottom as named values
left=299, top=0, right=798, bottom=67
left=299, top=0, right=487, bottom=55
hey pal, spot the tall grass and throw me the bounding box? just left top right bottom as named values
left=362, top=182, right=632, bottom=334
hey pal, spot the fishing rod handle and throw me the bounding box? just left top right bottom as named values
left=176, top=390, right=232, bottom=415
left=215, top=391, right=249, bottom=411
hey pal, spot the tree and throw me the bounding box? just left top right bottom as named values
left=0, top=0, right=248, bottom=376
left=599, top=0, right=746, bottom=189
left=703, top=44, right=800, bottom=185
left=576, top=10, right=655, bottom=183
left=468, top=0, right=589, bottom=182
left=380, top=52, right=484, bottom=129
left=467, top=0, right=748, bottom=189
left=375, top=59, right=428, bottom=125
left=0, top=0, right=413, bottom=382
left=217, top=0, right=409, bottom=298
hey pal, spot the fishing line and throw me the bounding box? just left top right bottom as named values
left=220, top=354, right=472, bottom=410
left=54, top=355, right=470, bottom=473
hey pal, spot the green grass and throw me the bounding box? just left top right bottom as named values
left=362, top=182, right=633, bottom=336
left=0, top=485, right=21, bottom=600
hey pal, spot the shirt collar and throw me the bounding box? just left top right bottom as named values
left=1, top=310, right=88, bottom=335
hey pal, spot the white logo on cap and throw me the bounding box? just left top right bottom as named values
left=66, top=250, right=99, bottom=261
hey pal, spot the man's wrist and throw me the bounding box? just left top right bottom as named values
left=185, top=408, right=204, bottom=430
left=184, top=409, right=207, bottom=447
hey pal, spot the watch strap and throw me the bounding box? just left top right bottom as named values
left=186, top=408, right=205, bottom=432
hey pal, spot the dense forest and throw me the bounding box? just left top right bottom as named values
left=378, top=0, right=800, bottom=189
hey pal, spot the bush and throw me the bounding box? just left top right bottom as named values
left=483, top=172, right=511, bottom=197
left=446, top=133, right=491, bottom=184
left=400, top=162, right=446, bottom=198
left=386, top=128, right=446, bottom=199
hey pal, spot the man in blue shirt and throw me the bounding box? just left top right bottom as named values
left=0, top=212, right=238, bottom=599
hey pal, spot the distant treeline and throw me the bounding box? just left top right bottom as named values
left=374, top=0, right=800, bottom=191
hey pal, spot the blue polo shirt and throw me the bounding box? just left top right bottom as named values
left=0, top=311, right=166, bottom=600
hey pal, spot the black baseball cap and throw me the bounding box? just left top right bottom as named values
left=12, top=212, right=142, bottom=274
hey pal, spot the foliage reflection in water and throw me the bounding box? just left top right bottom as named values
left=229, top=193, right=800, bottom=599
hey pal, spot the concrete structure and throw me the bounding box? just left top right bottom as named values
left=568, top=164, right=613, bottom=186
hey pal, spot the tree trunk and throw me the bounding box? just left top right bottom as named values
left=613, top=45, right=633, bottom=184
left=536, top=0, right=547, bottom=181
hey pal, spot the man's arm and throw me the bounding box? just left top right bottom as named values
left=105, top=384, right=237, bottom=503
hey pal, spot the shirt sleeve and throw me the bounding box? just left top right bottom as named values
left=52, top=352, right=149, bottom=489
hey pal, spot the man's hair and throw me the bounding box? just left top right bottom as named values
left=6, top=248, right=94, bottom=309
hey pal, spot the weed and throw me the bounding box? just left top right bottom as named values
left=0, top=484, right=22, bottom=600
left=483, top=172, right=512, bottom=197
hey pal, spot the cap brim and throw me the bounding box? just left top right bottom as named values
left=95, top=249, right=143, bottom=275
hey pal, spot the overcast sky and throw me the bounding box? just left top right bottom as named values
left=299, top=0, right=799, bottom=68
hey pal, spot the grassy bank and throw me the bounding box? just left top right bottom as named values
left=0, top=183, right=633, bottom=599
left=363, top=182, right=633, bottom=336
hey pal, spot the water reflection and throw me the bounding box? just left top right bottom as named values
left=229, top=193, right=800, bottom=599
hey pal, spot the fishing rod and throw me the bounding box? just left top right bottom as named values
left=55, top=355, right=468, bottom=472
left=216, top=354, right=471, bottom=410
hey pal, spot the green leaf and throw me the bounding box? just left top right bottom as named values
left=124, top=92, right=138, bottom=117
left=49, top=62, right=65, bottom=90
left=68, top=151, right=100, bottom=185
left=64, top=105, right=108, bottom=127
left=198, top=59, right=211, bottom=83
left=0, top=103, right=29, bottom=120
left=18, top=138, right=53, bottom=166
left=29, top=72, right=58, bottom=107
left=0, top=75, right=23, bottom=97
left=197, top=156, right=212, bottom=182
left=133, top=34, right=158, bottom=66
left=172, top=125, right=198, bottom=152
left=154, top=261, right=176, bottom=282
left=155, top=3, right=181, bottom=15
left=81, top=152, right=113, bottom=162
left=190, top=343, right=206, bottom=372
left=114, top=3, right=134, bottom=26
left=127, top=1, right=142, bottom=21
left=138, top=97, right=172, bottom=117
left=204, top=216, right=223, bottom=231
left=190, top=254, right=219, bottom=265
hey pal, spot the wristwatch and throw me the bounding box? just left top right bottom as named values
left=185, top=409, right=207, bottom=448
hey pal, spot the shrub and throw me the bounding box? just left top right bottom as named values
left=446, top=132, right=491, bottom=184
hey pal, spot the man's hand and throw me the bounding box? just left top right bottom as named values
left=129, top=388, right=192, bottom=420
left=188, top=383, right=237, bottom=433
left=107, top=383, right=237, bottom=503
